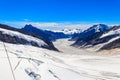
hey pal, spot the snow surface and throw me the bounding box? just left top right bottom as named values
left=95, top=24, right=101, bottom=32
left=1, top=39, right=120, bottom=80
left=100, top=28, right=120, bottom=38
left=0, top=28, right=47, bottom=47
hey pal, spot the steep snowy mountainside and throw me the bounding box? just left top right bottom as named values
left=0, top=28, right=47, bottom=46
left=87, top=24, right=109, bottom=32
left=72, top=24, right=110, bottom=47
left=74, top=24, right=109, bottom=39
left=100, top=25, right=120, bottom=38
left=72, top=24, right=120, bottom=51
left=99, top=25, right=120, bottom=50
left=0, top=24, right=58, bottom=51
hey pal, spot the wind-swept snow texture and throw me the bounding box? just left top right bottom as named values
left=1, top=39, right=120, bottom=80
left=0, top=28, right=47, bottom=47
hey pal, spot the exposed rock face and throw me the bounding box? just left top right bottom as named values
left=100, top=38, right=120, bottom=50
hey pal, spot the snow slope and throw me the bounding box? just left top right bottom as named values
left=1, top=39, right=120, bottom=80
left=0, top=28, right=47, bottom=47
left=100, top=28, right=120, bottom=38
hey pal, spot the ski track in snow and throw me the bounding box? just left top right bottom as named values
left=0, top=39, right=120, bottom=80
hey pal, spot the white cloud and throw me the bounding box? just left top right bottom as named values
left=30, top=22, right=58, bottom=27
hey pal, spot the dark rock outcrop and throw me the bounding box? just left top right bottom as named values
left=100, top=38, right=120, bottom=50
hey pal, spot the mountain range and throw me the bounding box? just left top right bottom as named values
left=22, top=24, right=69, bottom=41
left=1, top=23, right=120, bottom=80
left=0, top=23, right=120, bottom=51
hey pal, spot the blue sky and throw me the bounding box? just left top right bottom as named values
left=0, top=0, right=120, bottom=29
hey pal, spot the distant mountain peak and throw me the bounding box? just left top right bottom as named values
left=25, top=24, right=33, bottom=26
left=72, top=24, right=111, bottom=48
left=22, top=24, right=69, bottom=41
left=24, top=24, right=38, bottom=29
left=86, top=24, right=109, bottom=33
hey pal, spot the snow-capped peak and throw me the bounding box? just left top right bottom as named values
left=90, top=24, right=109, bottom=32
left=85, top=24, right=109, bottom=32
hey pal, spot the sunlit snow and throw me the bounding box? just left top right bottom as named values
left=0, top=39, right=120, bottom=80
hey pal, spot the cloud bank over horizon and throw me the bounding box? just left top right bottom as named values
left=1, top=21, right=116, bottom=30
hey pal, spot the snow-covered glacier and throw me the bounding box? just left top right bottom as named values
left=1, top=39, right=120, bottom=80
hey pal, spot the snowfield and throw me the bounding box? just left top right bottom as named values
left=1, top=39, right=120, bottom=80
